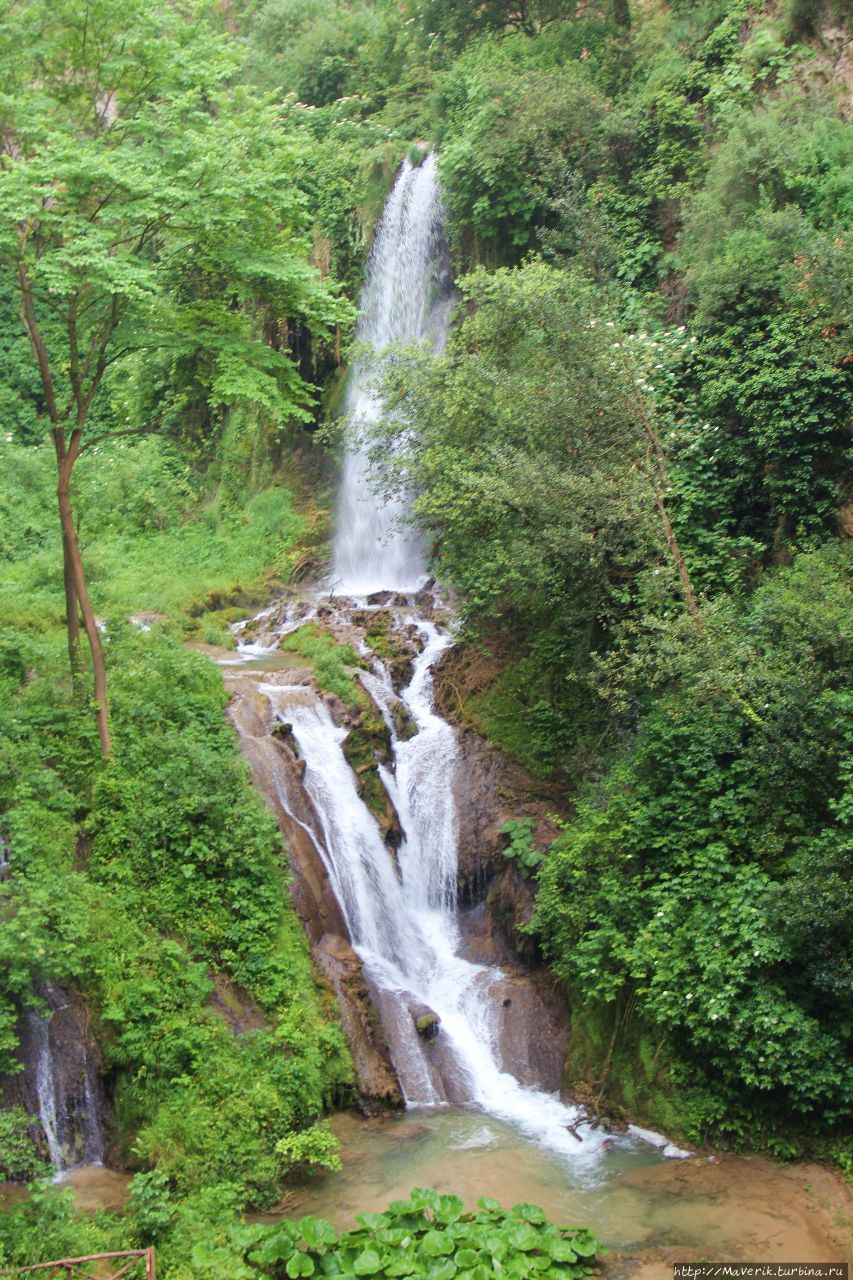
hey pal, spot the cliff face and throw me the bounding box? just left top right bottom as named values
left=2, top=979, right=107, bottom=1171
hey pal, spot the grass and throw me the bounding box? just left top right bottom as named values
left=279, top=624, right=366, bottom=709
left=0, top=439, right=310, bottom=649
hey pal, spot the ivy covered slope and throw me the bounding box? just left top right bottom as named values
left=0, top=447, right=352, bottom=1261
left=235, top=0, right=852, bottom=1157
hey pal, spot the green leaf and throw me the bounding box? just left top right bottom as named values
left=435, top=1194, right=465, bottom=1224
left=300, top=1217, right=338, bottom=1248
left=476, top=1197, right=502, bottom=1215
left=508, top=1225, right=541, bottom=1253
left=411, top=1187, right=440, bottom=1211
left=356, top=1212, right=386, bottom=1231
left=429, top=1262, right=458, bottom=1280
left=511, top=1204, right=547, bottom=1225
left=420, top=1230, right=454, bottom=1257
left=287, top=1254, right=316, bottom=1278
left=454, top=1249, right=482, bottom=1268
left=352, top=1249, right=384, bottom=1276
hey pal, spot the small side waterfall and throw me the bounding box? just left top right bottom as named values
left=14, top=981, right=106, bottom=1172
left=239, top=154, right=619, bottom=1166
left=332, top=153, right=451, bottom=595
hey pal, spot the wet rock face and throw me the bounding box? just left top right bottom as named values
left=2, top=980, right=107, bottom=1170
left=226, top=672, right=404, bottom=1112
left=449, top=727, right=561, bottom=910
left=314, top=935, right=401, bottom=1113
left=457, top=895, right=570, bottom=1095
left=485, top=865, right=540, bottom=964
left=431, top=643, right=563, bottom=908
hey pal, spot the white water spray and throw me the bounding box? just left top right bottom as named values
left=332, top=153, right=449, bottom=595
left=22, top=981, right=106, bottom=1173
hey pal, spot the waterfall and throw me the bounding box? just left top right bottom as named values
left=18, top=981, right=106, bottom=1172
left=332, top=153, right=450, bottom=595
left=248, top=154, right=616, bottom=1165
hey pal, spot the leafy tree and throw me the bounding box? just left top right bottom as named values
left=0, top=0, right=348, bottom=752
left=534, top=545, right=853, bottom=1140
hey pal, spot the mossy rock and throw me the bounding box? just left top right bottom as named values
left=415, top=1012, right=440, bottom=1041
left=390, top=699, right=417, bottom=742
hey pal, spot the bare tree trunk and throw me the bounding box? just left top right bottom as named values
left=61, top=528, right=82, bottom=678
left=648, top=461, right=700, bottom=621
left=17, top=261, right=115, bottom=753
left=57, top=467, right=112, bottom=756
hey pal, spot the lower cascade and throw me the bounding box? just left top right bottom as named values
left=244, top=604, right=608, bottom=1164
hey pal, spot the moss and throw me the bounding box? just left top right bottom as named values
left=342, top=723, right=390, bottom=775
left=279, top=624, right=366, bottom=709
left=416, top=1012, right=440, bottom=1040
left=564, top=998, right=705, bottom=1144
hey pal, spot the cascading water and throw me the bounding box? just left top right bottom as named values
left=332, top=153, right=450, bottom=595
left=17, top=980, right=106, bottom=1173
left=246, top=154, right=628, bottom=1166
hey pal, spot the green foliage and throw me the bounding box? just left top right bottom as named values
left=0, top=1108, right=47, bottom=1182
left=370, top=257, right=675, bottom=772
left=0, top=0, right=351, bottom=446
left=280, top=625, right=366, bottom=709
left=499, top=819, right=544, bottom=879
left=192, top=1189, right=602, bottom=1279
left=275, top=1121, right=342, bottom=1172
left=435, top=42, right=629, bottom=263
left=534, top=546, right=853, bottom=1142
left=0, top=435, right=309, bottom=640
left=0, top=1184, right=123, bottom=1269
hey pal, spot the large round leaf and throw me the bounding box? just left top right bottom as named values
left=300, top=1217, right=338, bottom=1249
left=356, top=1212, right=386, bottom=1232
left=286, top=1254, right=316, bottom=1279
left=383, top=1255, right=417, bottom=1278
left=508, top=1224, right=541, bottom=1253
left=547, top=1240, right=578, bottom=1263
left=420, top=1231, right=454, bottom=1257
left=476, top=1197, right=502, bottom=1215
left=566, top=1231, right=598, bottom=1258
left=411, top=1187, right=440, bottom=1211
left=352, top=1249, right=385, bottom=1276
left=511, top=1204, right=546, bottom=1225
left=434, top=1194, right=465, bottom=1224
left=454, top=1249, right=481, bottom=1269
left=428, top=1261, right=458, bottom=1280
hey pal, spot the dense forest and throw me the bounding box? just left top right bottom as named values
left=0, top=0, right=850, bottom=1273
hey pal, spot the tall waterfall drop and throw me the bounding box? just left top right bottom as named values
left=332, top=153, right=449, bottom=594
left=234, top=154, right=637, bottom=1167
